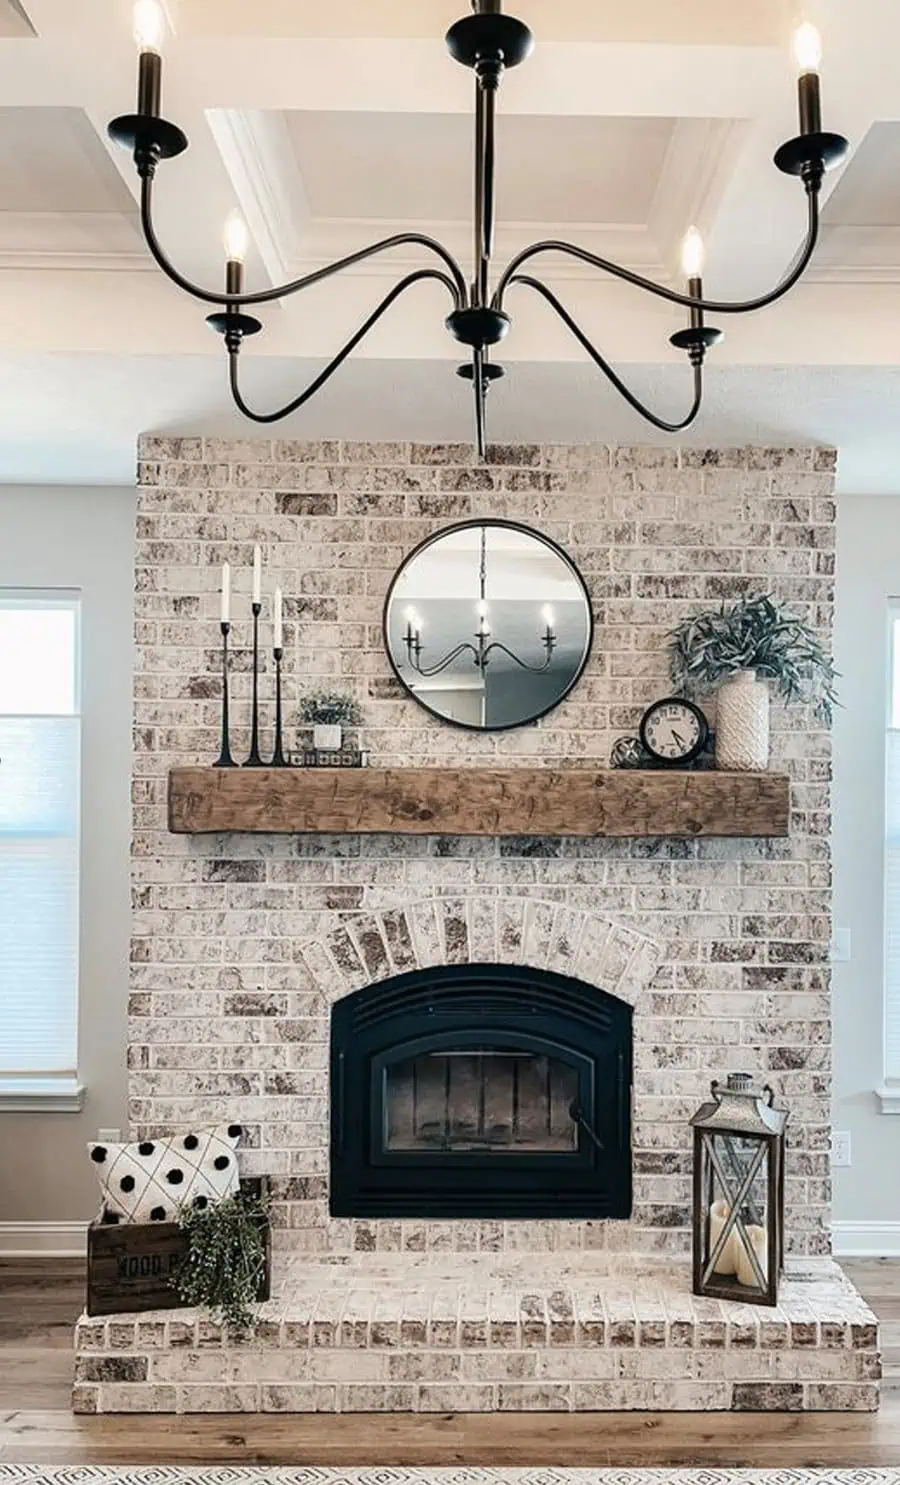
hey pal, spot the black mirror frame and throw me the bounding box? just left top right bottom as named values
left=381, top=517, right=595, bottom=734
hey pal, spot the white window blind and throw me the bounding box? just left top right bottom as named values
left=884, top=607, right=900, bottom=1087
left=0, top=595, right=81, bottom=1098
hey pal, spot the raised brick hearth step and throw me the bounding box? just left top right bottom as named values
left=74, top=1255, right=879, bottom=1415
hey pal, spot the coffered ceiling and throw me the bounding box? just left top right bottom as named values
left=2, top=0, right=900, bottom=488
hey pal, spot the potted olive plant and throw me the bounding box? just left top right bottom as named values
left=300, top=689, right=362, bottom=752
left=668, top=594, right=838, bottom=771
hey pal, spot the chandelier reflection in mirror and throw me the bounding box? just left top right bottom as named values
left=384, top=521, right=593, bottom=732
left=403, top=526, right=557, bottom=680
left=110, top=4, right=848, bottom=458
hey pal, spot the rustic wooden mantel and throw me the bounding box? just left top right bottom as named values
left=168, top=766, right=790, bottom=839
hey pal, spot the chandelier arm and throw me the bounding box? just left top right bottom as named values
left=408, top=642, right=479, bottom=679
left=226, top=270, right=460, bottom=425
left=492, top=189, right=820, bottom=316
left=139, top=176, right=467, bottom=310
left=510, top=275, right=703, bottom=433
left=483, top=640, right=554, bottom=674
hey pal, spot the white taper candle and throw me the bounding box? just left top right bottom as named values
left=252, top=544, right=262, bottom=606
left=274, top=587, right=283, bottom=650
left=220, top=562, right=231, bottom=624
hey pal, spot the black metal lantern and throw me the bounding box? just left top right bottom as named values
left=691, top=1072, right=787, bottom=1308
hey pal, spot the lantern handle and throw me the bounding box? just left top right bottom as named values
left=763, top=1084, right=775, bottom=1106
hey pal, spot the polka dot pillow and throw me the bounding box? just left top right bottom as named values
left=88, top=1124, right=242, bottom=1225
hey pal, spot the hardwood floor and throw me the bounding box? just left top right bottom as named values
left=1, top=1256, right=898, bottom=1467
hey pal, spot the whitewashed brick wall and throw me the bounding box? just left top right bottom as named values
left=132, top=438, right=836, bottom=1257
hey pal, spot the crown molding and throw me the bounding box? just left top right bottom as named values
left=294, top=218, right=669, bottom=285
left=208, top=107, right=309, bottom=286
left=649, top=117, right=747, bottom=275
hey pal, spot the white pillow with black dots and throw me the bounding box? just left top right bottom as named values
left=87, top=1124, right=243, bottom=1224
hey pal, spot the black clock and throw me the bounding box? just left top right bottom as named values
left=639, top=696, right=709, bottom=767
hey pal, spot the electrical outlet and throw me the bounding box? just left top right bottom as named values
left=831, top=1130, right=852, bottom=1167
left=97, top=1127, right=121, bottom=1143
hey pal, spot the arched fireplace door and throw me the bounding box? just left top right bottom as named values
left=330, top=963, right=632, bottom=1219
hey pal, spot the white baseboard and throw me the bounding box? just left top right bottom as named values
left=832, top=1220, right=900, bottom=1257
left=1, top=1218, right=899, bottom=1261
left=0, top=1221, right=87, bottom=1257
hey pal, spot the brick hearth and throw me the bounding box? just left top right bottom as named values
left=74, top=1255, right=879, bottom=1414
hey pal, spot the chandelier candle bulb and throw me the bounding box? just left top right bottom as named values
left=133, top=0, right=164, bottom=118
left=133, top=0, right=164, bottom=53
left=680, top=227, right=706, bottom=333
left=223, top=211, right=249, bottom=264
left=223, top=211, right=248, bottom=298
left=680, top=226, right=705, bottom=280
left=793, top=22, right=823, bottom=135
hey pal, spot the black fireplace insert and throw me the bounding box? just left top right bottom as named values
left=330, top=962, right=632, bottom=1219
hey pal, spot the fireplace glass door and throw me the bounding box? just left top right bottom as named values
left=383, top=1048, right=579, bottom=1154
left=330, top=963, right=633, bottom=1219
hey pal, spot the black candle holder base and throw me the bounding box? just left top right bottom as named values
left=108, top=114, right=188, bottom=161
left=774, top=131, right=849, bottom=177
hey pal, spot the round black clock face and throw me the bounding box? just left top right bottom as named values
left=639, top=697, right=709, bottom=766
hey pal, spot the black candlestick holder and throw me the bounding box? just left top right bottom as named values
left=244, top=600, right=265, bottom=767
left=271, top=647, right=288, bottom=766
left=214, top=621, right=236, bottom=768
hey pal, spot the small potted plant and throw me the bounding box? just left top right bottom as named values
left=172, top=1189, right=270, bottom=1337
left=668, top=594, right=838, bottom=771
left=299, top=689, right=362, bottom=752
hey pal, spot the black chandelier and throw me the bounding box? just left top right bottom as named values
left=111, top=2, right=849, bottom=459
left=403, top=525, right=557, bottom=679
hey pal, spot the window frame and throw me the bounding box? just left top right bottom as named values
left=0, top=588, right=84, bottom=1111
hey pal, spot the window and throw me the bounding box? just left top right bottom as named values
left=0, top=593, right=83, bottom=1109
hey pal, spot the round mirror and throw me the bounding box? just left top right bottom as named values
left=383, top=519, right=594, bottom=731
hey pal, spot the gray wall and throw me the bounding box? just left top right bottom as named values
left=0, top=486, right=135, bottom=1224
left=833, top=496, right=900, bottom=1237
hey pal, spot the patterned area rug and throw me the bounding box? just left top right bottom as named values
left=0, top=1471, right=897, bottom=1485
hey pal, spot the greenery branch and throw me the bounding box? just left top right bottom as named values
left=299, top=689, right=362, bottom=728
left=668, top=593, right=839, bottom=725
left=172, top=1191, right=268, bottom=1337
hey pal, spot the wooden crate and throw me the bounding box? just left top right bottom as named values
left=86, top=1179, right=271, bottom=1317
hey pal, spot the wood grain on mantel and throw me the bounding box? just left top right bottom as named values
left=168, top=767, right=790, bottom=839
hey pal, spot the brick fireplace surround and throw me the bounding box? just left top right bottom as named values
left=74, top=437, right=880, bottom=1414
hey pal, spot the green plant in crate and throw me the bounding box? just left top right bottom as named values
left=173, top=1191, right=268, bottom=1336
left=668, top=593, right=839, bottom=724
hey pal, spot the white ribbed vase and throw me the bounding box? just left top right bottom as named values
left=715, top=670, right=770, bottom=771
left=313, top=723, right=342, bottom=750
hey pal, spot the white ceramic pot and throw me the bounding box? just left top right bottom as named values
left=715, top=670, right=770, bottom=771
left=313, top=723, right=342, bottom=751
